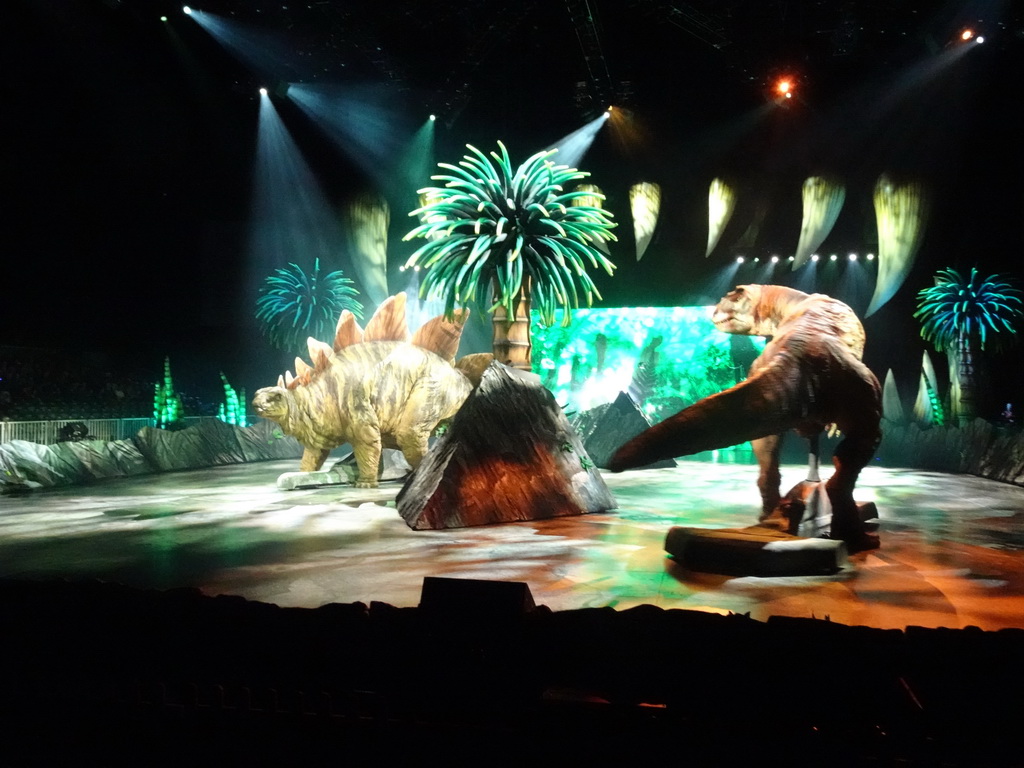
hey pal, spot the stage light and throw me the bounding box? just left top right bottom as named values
left=811, top=254, right=820, bottom=262
left=788, top=255, right=795, bottom=262
left=771, top=255, right=779, bottom=264
left=259, top=87, right=268, bottom=96
left=736, top=256, right=744, bottom=264
left=753, top=257, right=760, bottom=263
left=961, top=29, right=974, bottom=41
left=429, top=114, right=436, bottom=121
left=183, top=5, right=192, bottom=14
left=976, top=36, right=985, bottom=44
left=775, top=78, right=794, bottom=99
left=830, top=254, right=838, bottom=261
left=849, top=253, right=857, bottom=261
left=160, top=16, right=168, bottom=22
left=867, top=253, right=875, bottom=261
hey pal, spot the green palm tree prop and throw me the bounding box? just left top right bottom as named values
left=403, top=142, right=617, bottom=369
left=915, top=267, right=1022, bottom=424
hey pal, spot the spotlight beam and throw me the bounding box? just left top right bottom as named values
left=543, top=112, right=609, bottom=168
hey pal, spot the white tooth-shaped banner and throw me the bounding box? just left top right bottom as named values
left=947, top=347, right=965, bottom=426
left=630, top=182, right=661, bottom=261
left=882, top=369, right=904, bottom=422
left=573, top=183, right=604, bottom=209
left=793, top=176, right=845, bottom=269
left=706, top=178, right=735, bottom=257
left=913, top=350, right=941, bottom=425
left=573, top=184, right=609, bottom=254
left=867, top=176, right=928, bottom=316
left=348, top=192, right=391, bottom=306
left=417, top=190, right=445, bottom=239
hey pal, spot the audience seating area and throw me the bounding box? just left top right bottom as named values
left=0, top=346, right=236, bottom=439
left=2, top=579, right=1022, bottom=765
left=0, top=346, right=154, bottom=422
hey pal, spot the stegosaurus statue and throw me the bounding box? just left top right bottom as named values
left=610, top=284, right=882, bottom=551
left=252, top=293, right=490, bottom=488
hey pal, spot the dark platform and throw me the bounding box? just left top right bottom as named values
left=664, top=525, right=848, bottom=576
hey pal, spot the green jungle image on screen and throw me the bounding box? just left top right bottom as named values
left=531, top=307, right=766, bottom=463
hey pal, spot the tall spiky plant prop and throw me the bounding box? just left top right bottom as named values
left=153, top=357, right=183, bottom=429
left=915, top=267, right=1022, bottom=424
left=217, top=372, right=246, bottom=427
left=256, top=258, right=363, bottom=353
left=403, top=142, right=617, bottom=370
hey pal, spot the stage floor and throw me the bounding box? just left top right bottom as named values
left=2, top=460, right=1022, bottom=631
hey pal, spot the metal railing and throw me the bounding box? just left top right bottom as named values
left=0, top=417, right=211, bottom=446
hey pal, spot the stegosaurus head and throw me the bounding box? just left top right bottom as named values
left=252, top=386, right=293, bottom=424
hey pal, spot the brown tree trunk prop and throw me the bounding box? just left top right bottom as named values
left=491, top=278, right=533, bottom=372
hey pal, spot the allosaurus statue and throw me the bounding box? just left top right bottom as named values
left=253, top=293, right=487, bottom=488
left=609, top=284, right=882, bottom=551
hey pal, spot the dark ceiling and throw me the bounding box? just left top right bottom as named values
left=110, top=0, right=1023, bottom=134
left=5, top=0, right=1023, bottom=393
left=141, top=1, right=1020, bottom=114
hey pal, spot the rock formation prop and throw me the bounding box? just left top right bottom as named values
left=134, top=418, right=302, bottom=472
left=880, top=417, right=1024, bottom=483
left=252, top=293, right=489, bottom=488
left=397, top=362, right=615, bottom=530
left=0, top=438, right=150, bottom=490
left=571, top=391, right=676, bottom=469
left=610, top=285, right=882, bottom=551
left=0, top=419, right=302, bottom=491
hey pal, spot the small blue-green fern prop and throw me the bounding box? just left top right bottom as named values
left=915, top=267, right=1023, bottom=352
left=403, top=141, right=617, bottom=327
left=256, top=258, right=364, bottom=352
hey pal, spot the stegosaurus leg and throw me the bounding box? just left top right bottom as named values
left=351, top=424, right=383, bottom=489
left=393, top=378, right=449, bottom=471
left=300, top=447, right=331, bottom=472
left=395, top=427, right=431, bottom=470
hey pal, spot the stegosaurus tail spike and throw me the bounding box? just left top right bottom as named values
left=411, top=308, right=471, bottom=364
left=333, top=310, right=364, bottom=352
left=363, top=293, right=411, bottom=343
